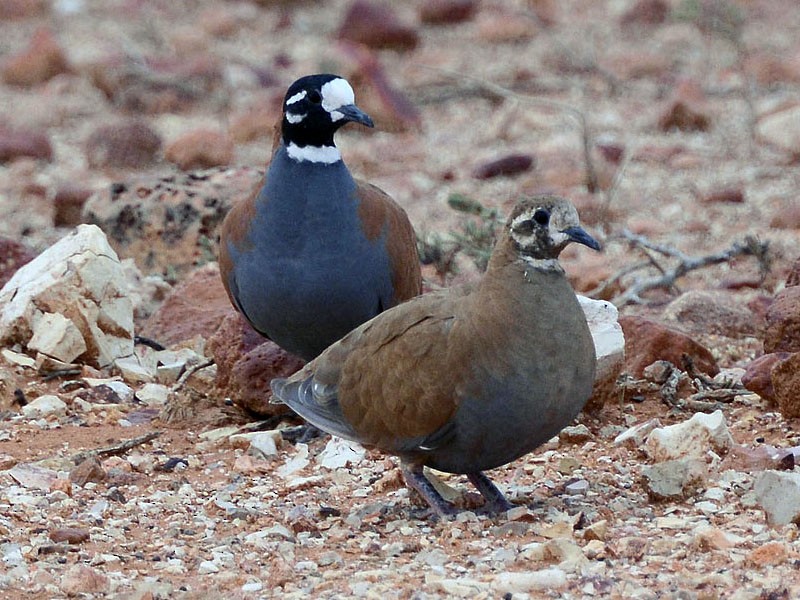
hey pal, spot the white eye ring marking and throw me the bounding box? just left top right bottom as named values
left=286, top=90, right=307, bottom=105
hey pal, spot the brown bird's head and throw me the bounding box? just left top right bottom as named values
left=507, top=195, right=601, bottom=260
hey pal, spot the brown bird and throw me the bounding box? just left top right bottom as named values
left=218, top=74, right=421, bottom=361
left=271, top=195, right=601, bottom=516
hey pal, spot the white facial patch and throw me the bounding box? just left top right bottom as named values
left=320, top=78, right=355, bottom=119
left=286, top=90, right=307, bottom=106
left=286, top=142, right=342, bottom=164
left=285, top=112, right=306, bottom=124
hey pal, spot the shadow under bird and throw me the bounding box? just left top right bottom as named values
left=271, top=195, right=601, bottom=516
left=219, top=73, right=421, bottom=362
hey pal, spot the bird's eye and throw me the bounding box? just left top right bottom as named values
left=308, top=90, right=322, bottom=104
left=533, top=209, right=550, bottom=226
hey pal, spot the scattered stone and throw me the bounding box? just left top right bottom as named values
left=476, top=12, right=535, bottom=42
left=620, top=0, right=668, bottom=25
left=764, top=286, right=800, bottom=353
left=165, top=128, right=235, bottom=170
left=0, top=0, right=48, bottom=19
left=0, top=225, right=134, bottom=368
left=658, top=81, right=711, bottom=132
left=582, top=519, right=608, bottom=542
left=59, top=564, right=109, bottom=596
left=559, top=424, right=592, bottom=443
left=755, top=470, right=800, bottom=526
left=770, top=203, right=800, bottom=229
left=757, top=104, right=800, bottom=156
left=618, top=316, right=718, bottom=377
left=82, top=166, right=261, bottom=278
left=21, top=394, right=66, bottom=418
left=69, top=457, right=106, bottom=486
left=88, top=54, right=222, bottom=114
left=493, top=568, right=567, bottom=594
left=642, top=360, right=673, bottom=384
left=645, top=410, right=734, bottom=462
left=0, top=126, right=53, bottom=163
left=564, top=479, right=590, bottom=495
left=139, top=263, right=231, bottom=347
left=607, top=536, right=650, bottom=561
left=234, top=431, right=281, bottom=459
left=641, top=459, right=707, bottom=501
left=746, top=541, right=790, bottom=567
left=472, top=154, right=534, bottom=179
left=693, top=525, right=740, bottom=551
left=772, top=352, right=800, bottom=418
left=579, top=296, right=625, bottom=410
left=0, top=238, right=36, bottom=289
left=8, top=462, right=58, bottom=490
left=27, top=312, right=87, bottom=364
left=207, top=312, right=266, bottom=390
left=136, top=383, right=170, bottom=407
left=340, top=44, right=423, bottom=133
left=419, top=0, right=477, bottom=24
left=53, top=185, right=93, bottom=227
left=49, top=528, right=90, bottom=544
left=337, top=1, right=419, bottom=51
left=85, top=119, right=162, bottom=169
left=662, top=290, right=759, bottom=338
left=1, top=27, right=71, bottom=87
left=317, top=437, right=366, bottom=469
left=614, top=418, right=663, bottom=448
left=114, top=355, right=155, bottom=384
left=701, top=187, right=745, bottom=204
left=742, top=352, right=791, bottom=403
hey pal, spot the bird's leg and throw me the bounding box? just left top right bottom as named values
left=467, top=472, right=514, bottom=513
left=400, top=462, right=457, bottom=518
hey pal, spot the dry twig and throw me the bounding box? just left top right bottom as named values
left=598, top=230, right=770, bottom=307
left=72, top=431, right=161, bottom=465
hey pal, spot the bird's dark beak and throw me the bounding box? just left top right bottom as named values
left=337, top=104, right=374, bottom=128
left=563, top=226, right=602, bottom=251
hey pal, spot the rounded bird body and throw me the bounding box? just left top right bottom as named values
left=219, top=74, right=421, bottom=361
left=271, top=195, right=601, bottom=516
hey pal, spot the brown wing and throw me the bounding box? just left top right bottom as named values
left=218, top=181, right=260, bottom=312
left=274, top=287, right=472, bottom=452
left=355, top=179, right=422, bottom=305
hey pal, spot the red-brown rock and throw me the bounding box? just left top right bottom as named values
left=341, top=45, right=422, bottom=133
left=207, top=311, right=265, bottom=390
left=419, top=0, right=477, bottom=24
left=68, top=457, right=106, bottom=486
left=53, top=185, right=93, bottom=227
left=0, top=126, right=53, bottom=163
left=1, top=27, right=71, bottom=87
left=139, top=263, right=231, bottom=348
left=770, top=204, right=800, bottom=230
left=658, top=81, right=711, bottom=132
left=0, top=0, right=48, bottom=19
left=772, top=352, right=800, bottom=419
left=165, top=129, right=235, bottom=171
left=787, top=257, right=800, bottom=287
left=338, top=1, right=419, bottom=51
left=742, top=352, right=791, bottom=404
left=85, top=120, right=162, bottom=169
left=619, top=316, right=719, bottom=378
left=662, top=290, right=760, bottom=338
left=228, top=341, right=305, bottom=416
left=473, top=154, right=535, bottom=179
left=701, top=187, right=745, bottom=204
left=620, top=0, right=669, bottom=25
left=764, top=286, right=800, bottom=353
left=0, top=237, right=36, bottom=289
left=49, top=527, right=90, bottom=545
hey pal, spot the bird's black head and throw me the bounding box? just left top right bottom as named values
left=281, top=74, right=374, bottom=152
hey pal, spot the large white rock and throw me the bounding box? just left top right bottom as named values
left=0, top=225, right=134, bottom=368
left=754, top=470, right=800, bottom=526
left=578, top=295, right=625, bottom=386
left=757, top=104, right=800, bottom=155
left=27, top=312, right=87, bottom=364
left=645, top=410, right=734, bottom=462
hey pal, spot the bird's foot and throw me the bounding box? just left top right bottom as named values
left=401, top=463, right=458, bottom=519
left=280, top=424, right=326, bottom=444
left=467, top=472, right=515, bottom=514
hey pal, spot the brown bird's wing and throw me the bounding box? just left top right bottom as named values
left=218, top=181, right=260, bottom=316
left=271, top=288, right=470, bottom=453
left=354, top=179, right=422, bottom=305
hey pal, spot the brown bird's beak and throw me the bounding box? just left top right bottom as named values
left=563, top=226, right=602, bottom=251
left=337, top=104, right=375, bottom=128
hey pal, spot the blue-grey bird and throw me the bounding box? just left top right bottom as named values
left=219, top=74, right=421, bottom=361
